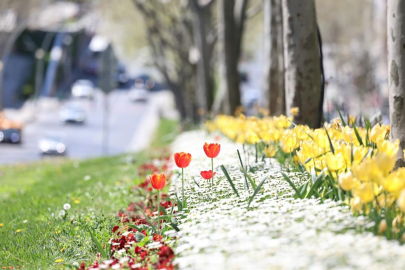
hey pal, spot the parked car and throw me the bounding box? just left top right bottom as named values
left=71, top=79, right=95, bottom=99
left=38, top=135, right=67, bottom=155
left=59, top=103, right=86, bottom=124
left=0, top=129, right=21, bottom=144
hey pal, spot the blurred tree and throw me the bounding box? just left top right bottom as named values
left=262, top=0, right=285, bottom=116
left=282, top=0, right=323, bottom=128
left=388, top=0, right=405, bottom=168
left=133, top=0, right=197, bottom=122
left=217, top=0, right=248, bottom=115
left=189, top=0, right=215, bottom=118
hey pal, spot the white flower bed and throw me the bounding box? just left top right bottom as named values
left=170, top=131, right=405, bottom=270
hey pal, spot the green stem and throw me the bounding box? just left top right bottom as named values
left=182, top=168, right=185, bottom=207
left=157, top=189, right=160, bottom=234
left=211, top=158, right=214, bottom=186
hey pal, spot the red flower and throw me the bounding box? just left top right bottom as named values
left=200, top=170, right=216, bottom=180
left=203, top=143, right=220, bottom=158
left=149, top=173, right=166, bottom=190
left=112, top=225, right=120, bottom=233
left=174, top=152, right=192, bottom=168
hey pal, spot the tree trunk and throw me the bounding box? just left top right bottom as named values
left=388, top=0, right=405, bottom=168
left=218, top=0, right=241, bottom=115
left=190, top=0, right=214, bottom=116
left=263, top=0, right=285, bottom=116
left=282, top=0, right=322, bottom=128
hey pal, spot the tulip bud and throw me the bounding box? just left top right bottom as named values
left=378, top=220, right=387, bottom=234
left=398, top=190, right=405, bottom=213
left=338, top=171, right=356, bottom=191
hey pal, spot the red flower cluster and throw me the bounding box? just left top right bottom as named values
left=79, top=153, right=177, bottom=270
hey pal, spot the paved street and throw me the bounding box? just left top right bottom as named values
left=0, top=90, right=153, bottom=165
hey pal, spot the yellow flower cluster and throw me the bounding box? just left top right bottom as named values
left=209, top=115, right=405, bottom=215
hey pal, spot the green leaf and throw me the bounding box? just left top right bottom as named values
left=169, top=222, right=180, bottom=232
left=281, top=172, right=302, bottom=199
left=306, top=170, right=325, bottom=198
left=105, top=243, right=111, bottom=259
left=158, top=205, right=167, bottom=216
left=323, top=125, right=335, bottom=154
left=247, top=175, right=269, bottom=208
left=220, top=165, right=240, bottom=197
left=135, top=231, right=146, bottom=242
left=175, top=194, right=183, bottom=212
left=153, top=215, right=170, bottom=222
left=296, top=181, right=308, bottom=199
left=352, top=123, right=364, bottom=146
left=334, top=103, right=347, bottom=127
left=128, top=224, right=142, bottom=231
left=237, top=150, right=249, bottom=191
left=192, top=177, right=200, bottom=188
left=87, top=227, right=108, bottom=258
left=241, top=166, right=257, bottom=190
left=135, top=205, right=156, bottom=232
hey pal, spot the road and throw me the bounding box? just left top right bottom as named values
left=0, top=90, right=151, bottom=165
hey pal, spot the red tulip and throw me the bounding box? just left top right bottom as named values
left=174, top=152, right=192, bottom=168
left=149, top=173, right=166, bottom=190
left=203, top=143, right=220, bottom=158
left=200, top=170, right=216, bottom=180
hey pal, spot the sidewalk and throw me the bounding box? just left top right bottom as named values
left=127, top=90, right=179, bottom=152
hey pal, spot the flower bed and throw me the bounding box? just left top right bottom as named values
left=170, top=130, right=405, bottom=269
left=78, top=120, right=405, bottom=269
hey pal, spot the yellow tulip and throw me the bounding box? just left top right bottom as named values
left=370, top=124, right=387, bottom=143
left=352, top=182, right=375, bottom=203
left=352, top=145, right=369, bottom=164
left=338, top=171, right=358, bottom=191
left=377, top=139, right=399, bottom=158
left=351, top=159, right=379, bottom=182
left=397, top=190, right=405, bottom=213
left=264, top=145, right=277, bottom=157
left=325, top=152, right=345, bottom=171
left=382, top=169, right=405, bottom=193
left=350, top=197, right=363, bottom=212
left=331, top=118, right=342, bottom=129
left=290, top=107, right=299, bottom=116
left=375, top=153, right=396, bottom=177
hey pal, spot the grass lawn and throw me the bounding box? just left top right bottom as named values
left=0, top=119, right=178, bottom=269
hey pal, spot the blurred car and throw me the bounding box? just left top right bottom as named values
left=38, top=136, right=67, bottom=155
left=0, top=129, right=21, bottom=144
left=116, top=64, right=129, bottom=88
left=128, top=87, right=148, bottom=102
left=71, top=79, right=95, bottom=99
left=131, top=74, right=167, bottom=92
left=59, top=103, right=86, bottom=124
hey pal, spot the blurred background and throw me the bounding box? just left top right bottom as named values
left=0, top=0, right=388, bottom=164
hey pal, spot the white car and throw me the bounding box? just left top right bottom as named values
left=128, top=87, right=148, bottom=102
left=39, top=136, right=67, bottom=155
left=59, top=103, right=86, bottom=124
left=71, top=80, right=95, bottom=99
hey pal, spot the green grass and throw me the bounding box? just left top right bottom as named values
left=0, top=119, right=178, bottom=269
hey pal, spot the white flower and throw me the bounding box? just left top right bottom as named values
left=84, top=175, right=91, bottom=181
left=63, top=203, right=71, bottom=210
left=58, top=210, right=66, bottom=217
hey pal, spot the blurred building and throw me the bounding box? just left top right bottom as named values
left=0, top=1, right=96, bottom=109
